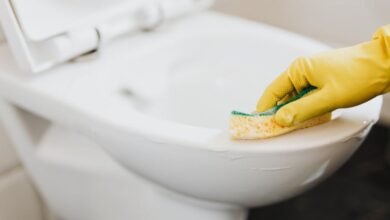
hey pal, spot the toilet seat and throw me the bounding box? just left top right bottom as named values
left=0, top=12, right=381, bottom=152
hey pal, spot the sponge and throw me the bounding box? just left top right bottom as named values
left=230, top=86, right=331, bottom=139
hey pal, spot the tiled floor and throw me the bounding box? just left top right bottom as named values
left=249, top=124, right=390, bottom=220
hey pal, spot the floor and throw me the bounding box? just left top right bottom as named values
left=249, top=124, right=390, bottom=220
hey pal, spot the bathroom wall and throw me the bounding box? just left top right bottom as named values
left=0, top=123, right=49, bottom=220
left=213, top=0, right=390, bottom=125
left=0, top=25, right=4, bottom=43
left=214, top=0, right=390, bottom=46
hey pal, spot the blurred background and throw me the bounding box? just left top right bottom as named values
left=0, top=1, right=389, bottom=220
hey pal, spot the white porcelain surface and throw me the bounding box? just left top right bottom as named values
left=0, top=12, right=382, bottom=220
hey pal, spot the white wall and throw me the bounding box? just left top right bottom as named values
left=213, top=0, right=390, bottom=125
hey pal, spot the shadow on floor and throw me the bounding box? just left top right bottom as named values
left=249, top=124, right=390, bottom=220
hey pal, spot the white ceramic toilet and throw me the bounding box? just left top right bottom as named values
left=0, top=1, right=383, bottom=220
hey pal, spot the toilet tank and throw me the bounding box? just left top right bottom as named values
left=214, top=0, right=390, bottom=125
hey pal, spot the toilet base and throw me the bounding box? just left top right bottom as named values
left=119, top=185, right=248, bottom=220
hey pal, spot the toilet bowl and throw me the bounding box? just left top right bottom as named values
left=0, top=2, right=382, bottom=220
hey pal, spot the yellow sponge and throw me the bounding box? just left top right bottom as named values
left=230, top=112, right=331, bottom=139
left=229, top=86, right=331, bottom=139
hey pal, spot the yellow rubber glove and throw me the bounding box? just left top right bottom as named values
left=257, top=25, right=390, bottom=127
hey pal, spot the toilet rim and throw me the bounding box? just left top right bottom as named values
left=1, top=73, right=380, bottom=155
left=83, top=95, right=382, bottom=154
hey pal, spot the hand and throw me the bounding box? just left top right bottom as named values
left=257, top=25, right=390, bottom=126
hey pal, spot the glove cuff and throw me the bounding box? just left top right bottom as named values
left=372, top=25, right=390, bottom=94
left=372, top=24, right=390, bottom=40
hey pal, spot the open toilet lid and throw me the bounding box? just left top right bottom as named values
left=0, top=0, right=143, bottom=73
left=9, top=0, right=145, bottom=41
left=0, top=0, right=212, bottom=73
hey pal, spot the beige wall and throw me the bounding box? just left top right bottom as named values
left=0, top=123, right=48, bottom=220
left=214, top=0, right=390, bottom=47
left=0, top=25, right=4, bottom=43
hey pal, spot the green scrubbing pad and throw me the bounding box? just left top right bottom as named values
left=231, top=86, right=317, bottom=117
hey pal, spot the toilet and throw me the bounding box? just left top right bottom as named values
left=0, top=1, right=382, bottom=220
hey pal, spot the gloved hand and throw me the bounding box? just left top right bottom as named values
left=256, top=25, right=390, bottom=127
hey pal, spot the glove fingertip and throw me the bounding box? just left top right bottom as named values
left=274, top=107, right=295, bottom=127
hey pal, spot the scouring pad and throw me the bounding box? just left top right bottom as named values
left=230, top=86, right=331, bottom=139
